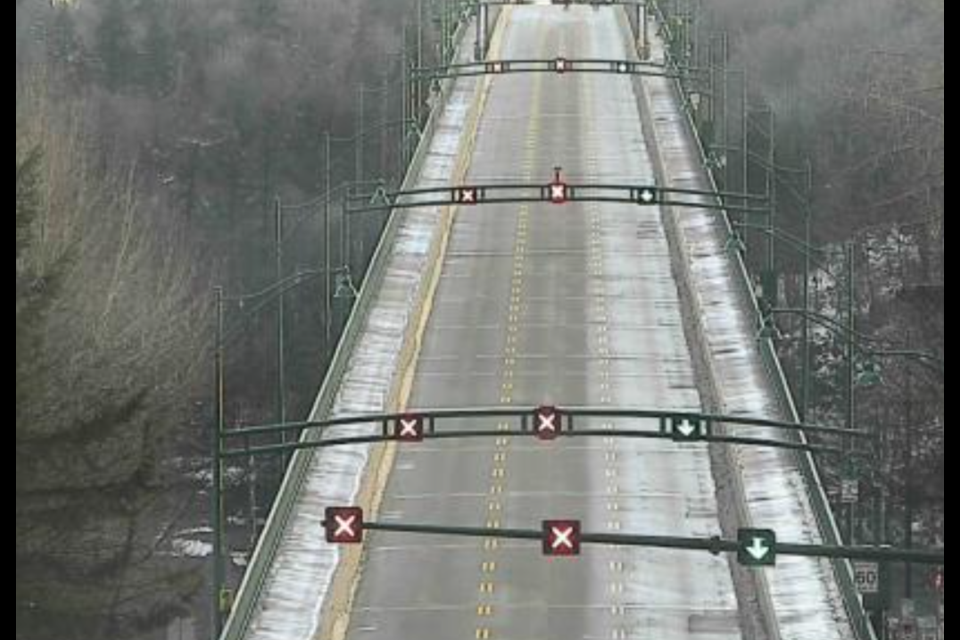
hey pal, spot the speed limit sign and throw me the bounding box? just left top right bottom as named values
left=854, top=561, right=880, bottom=595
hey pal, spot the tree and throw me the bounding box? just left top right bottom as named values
left=17, top=79, right=208, bottom=640
left=16, top=148, right=40, bottom=262
left=94, top=0, right=135, bottom=90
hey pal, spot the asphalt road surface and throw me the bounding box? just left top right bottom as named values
left=345, top=6, right=745, bottom=640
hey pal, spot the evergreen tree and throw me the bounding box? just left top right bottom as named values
left=16, top=149, right=40, bottom=262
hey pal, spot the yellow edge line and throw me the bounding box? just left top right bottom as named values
left=322, top=8, right=513, bottom=640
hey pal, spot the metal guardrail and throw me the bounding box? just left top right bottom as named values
left=217, top=15, right=478, bottom=640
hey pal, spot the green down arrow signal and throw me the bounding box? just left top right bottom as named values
left=738, top=528, right=777, bottom=567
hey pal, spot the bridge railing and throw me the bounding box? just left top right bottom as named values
left=644, top=3, right=878, bottom=639
left=217, top=12, right=479, bottom=640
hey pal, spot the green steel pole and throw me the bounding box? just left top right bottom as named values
left=380, top=71, right=390, bottom=188
left=474, top=0, right=482, bottom=61
left=441, top=0, right=449, bottom=66
left=417, top=0, right=425, bottom=128
left=800, top=161, right=813, bottom=423
left=401, top=43, right=408, bottom=174
left=484, top=2, right=490, bottom=56
left=645, top=2, right=652, bottom=60
left=342, top=194, right=352, bottom=290
left=719, top=36, right=729, bottom=191
left=904, top=382, right=915, bottom=599
left=766, top=109, right=777, bottom=299
left=356, top=86, right=365, bottom=187
left=741, top=71, right=749, bottom=253
left=448, top=0, right=455, bottom=64
left=274, top=199, right=287, bottom=463
left=323, top=132, right=333, bottom=360
left=212, top=286, right=226, bottom=638
left=845, top=241, right=857, bottom=544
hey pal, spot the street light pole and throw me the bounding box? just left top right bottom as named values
left=274, top=199, right=287, bottom=460
left=800, top=161, right=813, bottom=423
left=765, top=108, right=777, bottom=306
left=209, top=266, right=346, bottom=637
left=903, top=378, right=916, bottom=599
left=474, top=0, right=482, bottom=61
left=356, top=85, right=365, bottom=187
left=417, top=0, right=425, bottom=130
left=211, top=286, right=226, bottom=638
left=637, top=0, right=650, bottom=60
left=845, top=241, right=857, bottom=543
left=324, top=132, right=334, bottom=361
left=740, top=70, right=749, bottom=251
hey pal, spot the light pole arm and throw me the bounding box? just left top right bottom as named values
left=766, top=308, right=943, bottom=373
left=221, top=268, right=347, bottom=348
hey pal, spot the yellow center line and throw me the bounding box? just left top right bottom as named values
left=476, top=14, right=562, bottom=638
left=579, top=32, right=632, bottom=637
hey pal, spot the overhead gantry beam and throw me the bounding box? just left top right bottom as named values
left=342, top=176, right=770, bottom=216
left=220, top=405, right=875, bottom=460
left=414, top=57, right=706, bottom=81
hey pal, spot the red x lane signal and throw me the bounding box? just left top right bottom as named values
left=324, top=507, right=364, bottom=544
left=543, top=520, right=581, bottom=556
left=535, top=405, right=561, bottom=440
left=549, top=181, right=569, bottom=204
left=394, top=413, right=425, bottom=442
left=453, top=186, right=480, bottom=205
left=549, top=167, right=569, bottom=205
left=554, top=57, right=569, bottom=74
